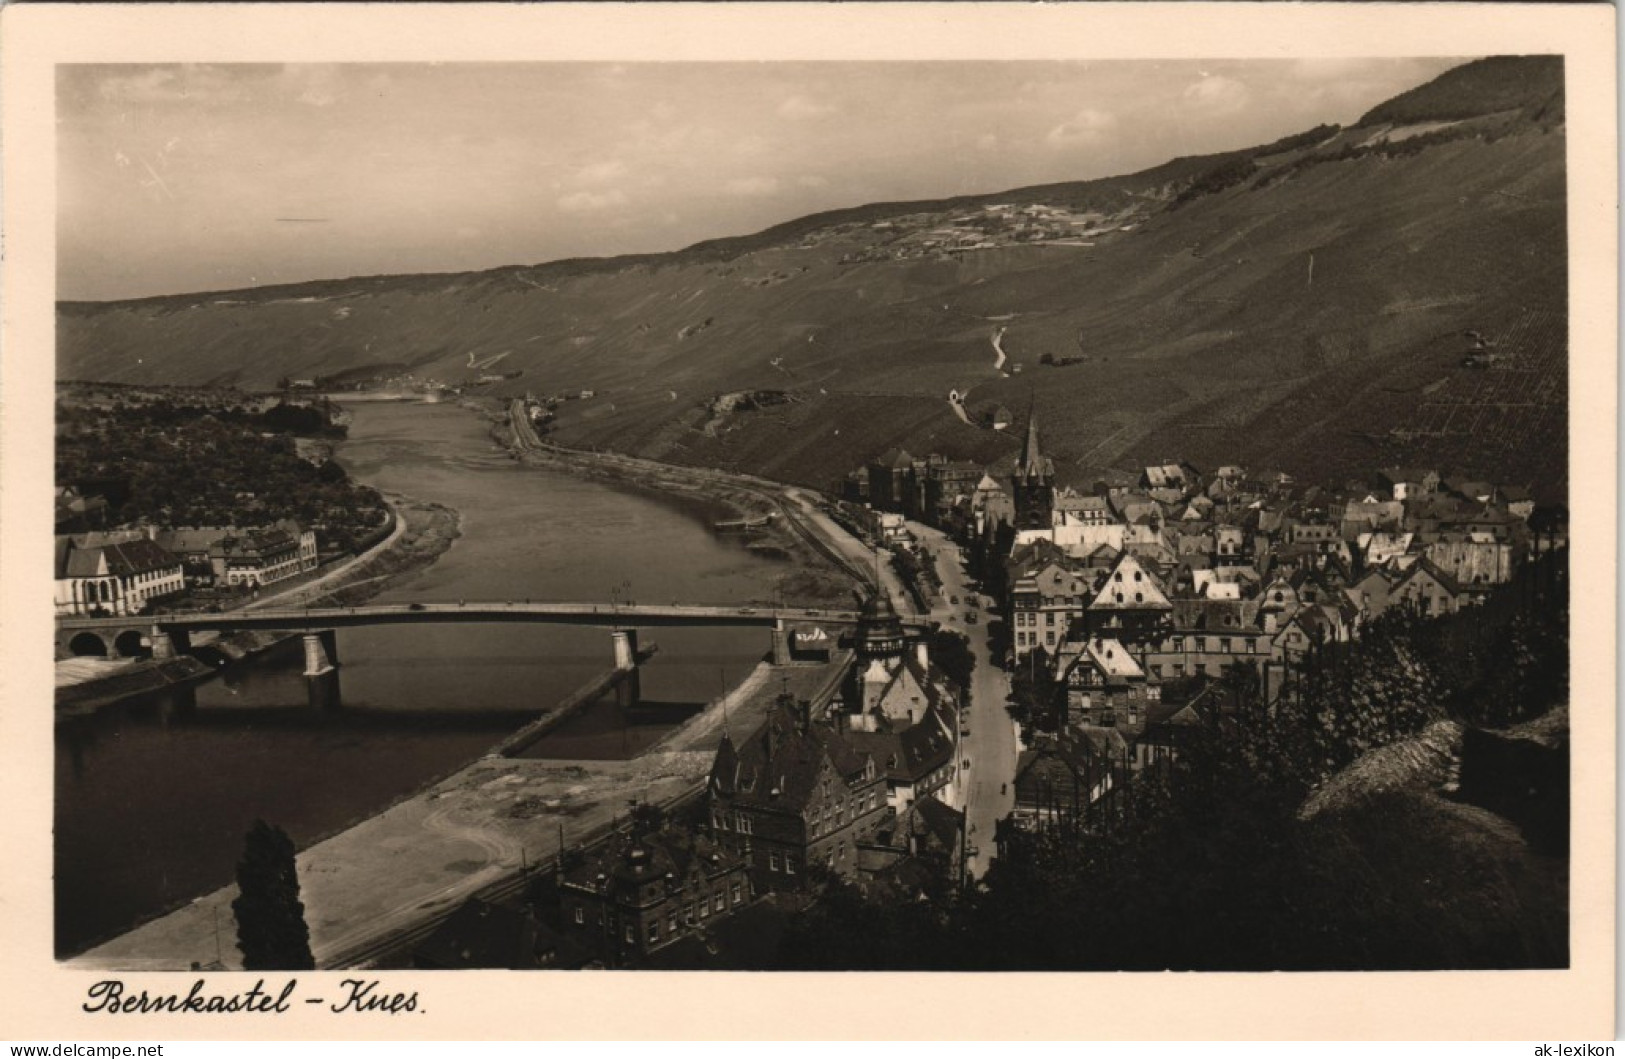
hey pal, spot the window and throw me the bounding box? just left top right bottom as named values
left=769, top=852, right=780, bottom=872
left=668, top=912, right=678, bottom=932
left=625, top=924, right=635, bottom=944
left=1045, top=632, right=1055, bottom=645
left=1220, top=638, right=1231, bottom=654
left=573, top=907, right=584, bottom=925
left=698, top=900, right=710, bottom=920
left=732, top=882, right=742, bottom=905
left=714, top=892, right=727, bottom=911
left=1246, top=639, right=1255, bottom=654
left=784, top=857, right=797, bottom=876
left=648, top=921, right=660, bottom=943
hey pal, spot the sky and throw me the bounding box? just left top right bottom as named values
left=58, top=59, right=1464, bottom=301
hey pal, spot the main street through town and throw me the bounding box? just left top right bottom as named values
left=908, top=520, right=1018, bottom=879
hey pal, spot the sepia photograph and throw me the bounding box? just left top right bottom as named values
left=1, top=1, right=1616, bottom=1043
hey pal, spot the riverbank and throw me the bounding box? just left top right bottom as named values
left=490, top=399, right=862, bottom=607
left=69, top=653, right=848, bottom=971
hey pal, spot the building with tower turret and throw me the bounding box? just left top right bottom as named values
left=1011, top=406, right=1056, bottom=530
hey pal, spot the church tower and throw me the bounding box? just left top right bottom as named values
left=1011, top=405, right=1055, bottom=529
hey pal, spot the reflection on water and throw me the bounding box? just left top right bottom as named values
left=55, top=401, right=784, bottom=957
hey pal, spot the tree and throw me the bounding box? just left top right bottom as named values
left=231, top=820, right=314, bottom=970
left=928, top=627, right=975, bottom=699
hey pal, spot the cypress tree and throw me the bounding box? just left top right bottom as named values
left=231, top=819, right=315, bottom=970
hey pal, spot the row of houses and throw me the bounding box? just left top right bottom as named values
left=421, top=589, right=969, bottom=969
left=53, top=521, right=318, bottom=617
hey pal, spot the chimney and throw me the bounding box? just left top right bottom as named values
left=797, top=697, right=811, bottom=736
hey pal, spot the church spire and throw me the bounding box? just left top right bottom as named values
left=1018, top=398, right=1051, bottom=483
left=1020, top=402, right=1045, bottom=479
left=1012, top=398, right=1055, bottom=529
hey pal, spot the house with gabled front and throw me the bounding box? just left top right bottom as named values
left=1083, top=553, right=1174, bottom=647
left=1388, top=558, right=1468, bottom=617
left=707, top=694, right=892, bottom=890
left=1052, top=636, right=1160, bottom=731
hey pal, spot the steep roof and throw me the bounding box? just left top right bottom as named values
left=1088, top=553, right=1172, bottom=611
left=155, top=527, right=231, bottom=555
left=876, top=448, right=915, bottom=470
left=58, top=538, right=180, bottom=580
left=846, top=704, right=955, bottom=785
left=1014, top=409, right=1054, bottom=482
left=1397, top=557, right=1466, bottom=597
left=710, top=698, right=874, bottom=813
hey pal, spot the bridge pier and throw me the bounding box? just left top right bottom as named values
left=158, top=684, right=198, bottom=726
left=307, top=669, right=343, bottom=711
left=611, top=629, right=641, bottom=708
left=302, top=630, right=340, bottom=677
left=150, top=627, right=176, bottom=661
left=771, top=619, right=792, bottom=666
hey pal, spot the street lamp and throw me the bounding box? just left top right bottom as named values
left=192, top=897, right=222, bottom=969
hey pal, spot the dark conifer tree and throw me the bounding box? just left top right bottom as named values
left=231, top=819, right=314, bottom=970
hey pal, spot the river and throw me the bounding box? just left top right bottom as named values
left=55, top=400, right=791, bottom=957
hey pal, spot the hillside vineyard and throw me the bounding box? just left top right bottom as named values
left=59, top=56, right=1566, bottom=505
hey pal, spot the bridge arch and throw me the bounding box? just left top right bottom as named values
left=67, top=632, right=109, bottom=657
left=113, top=630, right=149, bottom=659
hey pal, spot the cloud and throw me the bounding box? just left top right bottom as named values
left=557, top=189, right=628, bottom=214
left=96, top=66, right=246, bottom=107
left=725, top=176, right=780, bottom=197
left=777, top=95, right=836, bottom=119
left=1287, top=58, right=1393, bottom=83
left=1182, top=74, right=1250, bottom=115
left=1046, top=108, right=1117, bottom=147
left=271, top=64, right=344, bottom=108
left=574, top=159, right=629, bottom=185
